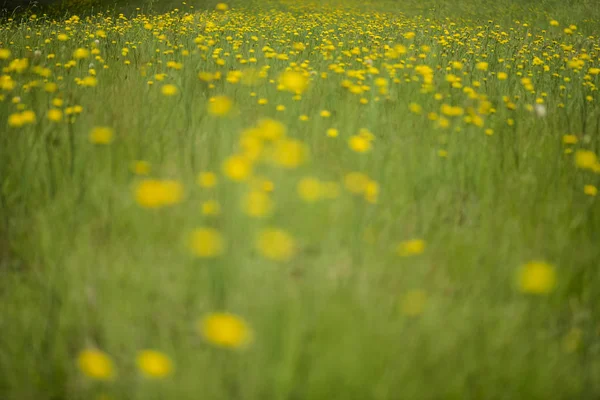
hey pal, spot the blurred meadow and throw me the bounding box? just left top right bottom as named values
left=1, top=0, right=600, bottom=398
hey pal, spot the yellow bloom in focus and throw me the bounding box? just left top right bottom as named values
left=73, top=48, right=90, bottom=60
left=199, top=313, right=252, bottom=349
left=188, top=228, right=225, bottom=258
left=241, top=190, right=273, bottom=217
left=197, top=171, right=218, bottom=188
left=215, top=2, right=229, bottom=11
left=575, top=150, right=598, bottom=170
left=208, top=96, right=233, bottom=116
left=136, top=350, right=173, bottom=379
left=47, top=109, right=63, bottom=122
left=256, top=228, right=296, bottom=262
left=397, top=239, right=426, bottom=256
left=77, top=349, right=115, bottom=381
left=584, top=185, right=598, bottom=196
left=400, top=290, right=427, bottom=317
left=134, top=179, right=184, bottom=208
left=348, top=135, right=372, bottom=153
left=297, top=177, right=322, bottom=202
left=279, top=71, right=308, bottom=94
left=89, top=126, right=114, bottom=145
left=518, top=261, right=556, bottom=294
left=161, top=84, right=178, bottom=96
left=223, top=155, right=252, bottom=181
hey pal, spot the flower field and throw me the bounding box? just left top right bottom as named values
left=1, top=0, right=600, bottom=398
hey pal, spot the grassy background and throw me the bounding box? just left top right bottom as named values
left=1, top=0, right=600, bottom=399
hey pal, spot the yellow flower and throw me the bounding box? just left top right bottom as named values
left=161, top=84, right=178, bottom=96
left=89, top=126, right=114, bottom=145
left=201, top=200, right=221, bottom=216
left=199, top=313, right=252, bottom=349
left=208, top=96, right=233, bottom=116
left=584, top=185, right=597, bottom=196
left=73, top=48, right=90, bottom=60
left=256, top=228, right=296, bottom=262
left=131, top=161, right=151, bottom=176
left=327, top=128, right=339, bottom=138
left=57, top=33, right=69, bottom=41
left=279, top=71, right=308, bottom=94
left=397, top=239, right=426, bottom=256
left=215, top=2, right=229, bottom=11
left=550, top=20, right=559, bottom=26
left=344, top=172, right=370, bottom=194
left=575, top=150, right=598, bottom=170
left=497, top=72, right=508, bottom=80
left=518, top=261, right=556, bottom=294
left=365, top=180, right=379, bottom=204
left=223, top=155, right=252, bottom=181
left=20, top=110, right=36, bottom=124
left=241, top=190, right=273, bottom=217
left=134, top=179, right=183, bottom=208
left=257, top=118, right=286, bottom=141
left=270, top=139, right=308, bottom=168
left=562, top=134, right=578, bottom=145
left=8, top=113, right=24, bottom=127
left=197, top=171, right=218, bottom=188
left=136, top=350, right=173, bottom=379
left=320, top=110, right=331, bottom=118
left=81, top=76, right=97, bottom=87
left=297, top=177, right=322, bottom=202
left=77, top=349, right=115, bottom=381
left=0, top=48, right=11, bottom=59
left=47, top=108, right=63, bottom=122
left=44, top=82, right=58, bottom=93
left=348, top=135, right=372, bottom=153
left=408, top=103, right=422, bottom=114
left=475, top=61, right=489, bottom=71
left=400, top=290, right=427, bottom=316
left=188, top=228, right=225, bottom=258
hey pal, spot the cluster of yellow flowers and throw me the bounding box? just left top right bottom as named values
left=0, top=0, right=594, bottom=388
left=78, top=312, right=252, bottom=380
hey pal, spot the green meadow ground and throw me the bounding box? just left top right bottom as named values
left=1, top=0, right=600, bottom=399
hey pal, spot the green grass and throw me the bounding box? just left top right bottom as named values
left=1, top=0, right=600, bottom=399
